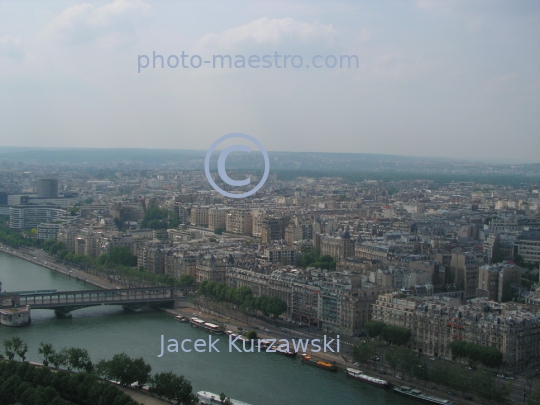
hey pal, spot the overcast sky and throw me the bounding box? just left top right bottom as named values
left=0, top=0, right=539, bottom=163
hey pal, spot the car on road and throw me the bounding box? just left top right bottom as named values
left=354, top=362, right=361, bottom=367
left=505, top=376, right=514, bottom=380
left=428, top=385, right=436, bottom=389
left=395, top=374, right=402, bottom=380
left=447, top=391, right=455, bottom=396
left=429, top=357, right=435, bottom=360
left=464, top=395, right=473, bottom=400
left=253, top=326, right=259, bottom=329
left=237, top=327, right=244, bottom=332
left=497, top=374, right=506, bottom=378
left=264, top=328, right=270, bottom=333
left=281, top=328, right=287, bottom=333
left=379, top=370, right=387, bottom=375
left=212, top=318, right=218, bottom=322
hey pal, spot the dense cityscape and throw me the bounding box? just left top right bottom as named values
left=1, top=149, right=540, bottom=404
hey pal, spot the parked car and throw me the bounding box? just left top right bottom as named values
left=428, top=385, right=436, bottom=389
left=264, top=328, right=270, bottom=333
left=448, top=391, right=455, bottom=396
left=429, top=357, right=435, bottom=360
left=237, top=327, right=244, bottom=331
left=354, top=362, right=361, bottom=367
left=505, top=376, right=515, bottom=380
left=281, top=328, right=287, bottom=333
left=464, top=395, right=473, bottom=400
left=253, top=326, right=259, bottom=329
left=497, top=374, right=505, bottom=378
left=395, top=374, right=403, bottom=380
left=379, top=370, right=387, bottom=375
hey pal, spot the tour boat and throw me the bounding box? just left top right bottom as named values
left=300, top=353, right=337, bottom=371
left=393, top=386, right=456, bottom=405
left=175, top=315, right=188, bottom=322
left=189, top=317, right=223, bottom=334
left=346, top=367, right=389, bottom=388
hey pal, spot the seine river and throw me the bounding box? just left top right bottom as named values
left=0, top=251, right=417, bottom=405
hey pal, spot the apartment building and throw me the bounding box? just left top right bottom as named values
left=190, top=205, right=209, bottom=227
left=515, top=231, right=540, bottom=264
left=208, top=206, right=229, bottom=230
left=226, top=209, right=252, bottom=235
left=318, top=229, right=355, bottom=261
left=372, top=292, right=540, bottom=371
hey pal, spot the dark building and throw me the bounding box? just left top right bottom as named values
left=37, top=179, right=59, bottom=199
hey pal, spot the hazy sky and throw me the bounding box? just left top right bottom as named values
left=0, top=0, right=539, bottom=162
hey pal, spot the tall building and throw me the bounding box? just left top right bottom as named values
left=37, top=179, right=59, bottom=199
left=515, top=231, right=540, bottom=264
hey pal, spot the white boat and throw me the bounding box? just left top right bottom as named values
left=189, top=317, right=223, bottom=334
left=346, top=367, right=389, bottom=388
left=197, top=391, right=251, bottom=405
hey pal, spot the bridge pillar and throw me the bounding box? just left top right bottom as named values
left=54, top=310, right=72, bottom=318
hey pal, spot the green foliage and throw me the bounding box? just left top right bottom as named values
left=198, top=282, right=288, bottom=318
left=220, top=393, right=233, bottom=405
left=3, top=337, right=27, bottom=362
left=352, top=342, right=370, bottom=364
left=108, top=247, right=137, bottom=267
left=37, top=342, right=56, bottom=368
left=365, top=320, right=386, bottom=338
left=64, top=347, right=93, bottom=373
left=449, top=340, right=503, bottom=368
left=96, top=352, right=152, bottom=388
left=176, top=274, right=195, bottom=286
left=149, top=371, right=198, bottom=404
left=141, top=208, right=179, bottom=230
left=472, top=367, right=512, bottom=402
left=0, top=351, right=137, bottom=405
left=380, top=325, right=411, bottom=346
left=245, top=330, right=258, bottom=340
left=365, top=321, right=410, bottom=345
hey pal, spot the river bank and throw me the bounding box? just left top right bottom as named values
left=0, top=244, right=124, bottom=290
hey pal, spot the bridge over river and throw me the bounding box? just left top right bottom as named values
left=1, top=286, right=191, bottom=317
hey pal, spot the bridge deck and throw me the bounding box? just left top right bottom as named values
left=17, top=286, right=182, bottom=310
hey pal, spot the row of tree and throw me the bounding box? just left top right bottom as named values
left=0, top=359, right=137, bottom=405
left=448, top=340, right=503, bottom=369
left=2, top=338, right=235, bottom=405
left=352, top=342, right=511, bottom=403
left=365, top=320, right=412, bottom=346
left=198, top=281, right=288, bottom=318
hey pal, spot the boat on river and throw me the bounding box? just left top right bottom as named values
left=175, top=315, right=188, bottom=322
left=346, top=367, right=389, bottom=388
left=270, top=345, right=297, bottom=357
left=197, top=391, right=251, bottom=405
left=189, top=317, right=223, bottom=334
left=393, top=386, right=456, bottom=405
left=300, top=353, right=337, bottom=371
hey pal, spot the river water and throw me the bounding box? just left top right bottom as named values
left=0, top=251, right=417, bottom=405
